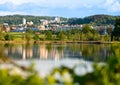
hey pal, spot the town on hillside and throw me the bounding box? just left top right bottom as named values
left=2, top=15, right=114, bottom=35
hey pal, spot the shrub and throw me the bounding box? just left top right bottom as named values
left=33, top=34, right=39, bottom=41
left=4, top=34, right=14, bottom=41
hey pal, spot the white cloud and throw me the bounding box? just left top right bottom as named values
left=0, top=0, right=34, bottom=5
left=0, top=11, right=27, bottom=16
left=0, top=0, right=119, bottom=17
left=0, top=0, right=104, bottom=9
left=104, top=0, right=120, bottom=12
left=1, top=0, right=120, bottom=12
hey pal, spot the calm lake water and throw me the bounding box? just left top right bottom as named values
left=0, top=43, right=119, bottom=61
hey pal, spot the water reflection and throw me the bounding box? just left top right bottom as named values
left=2, top=43, right=120, bottom=61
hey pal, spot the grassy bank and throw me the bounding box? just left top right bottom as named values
left=0, top=39, right=120, bottom=44
left=0, top=32, right=119, bottom=44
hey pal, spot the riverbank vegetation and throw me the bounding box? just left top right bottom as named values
left=0, top=25, right=112, bottom=44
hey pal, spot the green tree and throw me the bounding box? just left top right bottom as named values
left=4, top=34, right=14, bottom=41
left=0, top=33, right=4, bottom=40
left=0, top=24, right=3, bottom=32
left=82, top=25, right=92, bottom=34
left=111, top=18, right=120, bottom=41
left=26, top=28, right=32, bottom=34
left=45, top=31, right=52, bottom=40
left=33, top=34, right=39, bottom=41
left=25, top=33, right=32, bottom=43
left=107, top=25, right=113, bottom=35
left=57, top=30, right=66, bottom=40
left=81, top=25, right=99, bottom=41
left=0, top=25, right=3, bottom=40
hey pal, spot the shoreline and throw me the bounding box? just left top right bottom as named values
left=0, top=40, right=120, bottom=44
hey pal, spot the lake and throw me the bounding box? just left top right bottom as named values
left=0, top=43, right=120, bottom=77
left=1, top=43, right=117, bottom=61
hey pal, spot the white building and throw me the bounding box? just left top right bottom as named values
left=27, top=21, right=33, bottom=26
left=40, top=20, right=49, bottom=25
left=23, top=18, right=26, bottom=25
left=54, top=16, right=60, bottom=23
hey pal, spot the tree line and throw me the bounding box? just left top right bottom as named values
left=68, top=14, right=120, bottom=25
left=0, top=14, right=120, bottom=26
left=0, top=15, right=67, bottom=25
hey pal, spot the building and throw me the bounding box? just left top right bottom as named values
left=54, top=16, right=60, bottom=23
left=40, top=20, right=49, bottom=25
left=3, top=23, right=10, bottom=32
left=10, top=25, right=16, bottom=30
left=27, top=21, right=34, bottom=26
left=38, top=25, right=46, bottom=30
left=23, top=18, right=26, bottom=25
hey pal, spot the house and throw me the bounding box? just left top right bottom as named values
left=3, top=23, right=10, bottom=32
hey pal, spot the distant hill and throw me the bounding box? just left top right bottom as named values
left=0, top=14, right=120, bottom=26
left=68, top=14, right=120, bottom=25
left=0, top=15, right=67, bottom=25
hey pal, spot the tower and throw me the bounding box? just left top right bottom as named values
left=23, top=18, right=26, bottom=25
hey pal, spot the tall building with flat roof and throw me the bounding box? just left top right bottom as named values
left=23, top=18, right=26, bottom=25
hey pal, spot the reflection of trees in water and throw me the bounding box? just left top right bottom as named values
left=4, top=44, right=14, bottom=57
left=111, top=44, right=120, bottom=57
left=1, top=43, right=120, bottom=61
left=25, top=44, right=33, bottom=59
left=4, top=44, right=24, bottom=59
left=46, top=44, right=52, bottom=52
left=45, top=44, right=65, bottom=60
left=67, top=44, right=114, bottom=61
left=0, top=44, right=4, bottom=58
left=46, top=45, right=64, bottom=60
left=57, top=45, right=64, bottom=53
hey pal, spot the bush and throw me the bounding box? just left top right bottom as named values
left=33, top=34, right=39, bottom=41
left=25, top=33, right=32, bottom=43
left=57, top=31, right=66, bottom=40
left=4, top=34, right=14, bottom=41
left=0, top=33, right=4, bottom=40
left=45, top=31, right=52, bottom=40
left=1, top=56, right=120, bottom=85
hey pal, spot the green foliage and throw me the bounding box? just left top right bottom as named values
left=82, top=25, right=92, bottom=34
left=68, top=14, right=117, bottom=25
left=24, top=75, right=44, bottom=85
left=4, top=34, right=14, bottom=41
left=26, top=28, right=33, bottom=34
left=0, top=27, right=111, bottom=42
left=0, top=33, right=4, bottom=40
left=81, top=25, right=99, bottom=41
left=0, top=14, right=118, bottom=26
left=0, top=69, right=23, bottom=85
left=107, top=25, right=113, bottom=35
left=33, top=34, right=39, bottom=41
left=57, top=30, right=66, bottom=40
left=45, top=31, right=52, bottom=40
left=0, top=69, right=44, bottom=85
left=25, top=33, right=32, bottom=43
left=112, top=18, right=120, bottom=41
left=0, top=15, right=67, bottom=25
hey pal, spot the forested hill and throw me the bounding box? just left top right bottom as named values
left=0, top=14, right=120, bottom=25
left=68, top=14, right=120, bottom=25
left=0, top=15, right=67, bottom=25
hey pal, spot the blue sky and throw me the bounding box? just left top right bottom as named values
left=0, top=0, right=120, bottom=18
